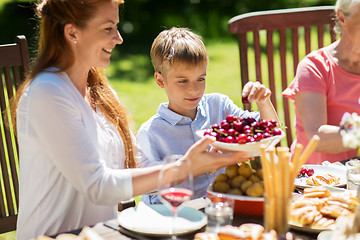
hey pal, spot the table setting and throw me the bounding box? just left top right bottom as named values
left=41, top=115, right=360, bottom=240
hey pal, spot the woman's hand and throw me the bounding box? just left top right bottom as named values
left=242, top=81, right=271, bottom=104
left=183, top=136, right=250, bottom=177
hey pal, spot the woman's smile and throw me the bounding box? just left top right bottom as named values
left=103, top=48, right=113, bottom=54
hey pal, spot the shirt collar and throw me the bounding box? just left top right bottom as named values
left=157, top=98, right=207, bottom=125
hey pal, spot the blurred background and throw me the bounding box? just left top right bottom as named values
left=0, top=0, right=337, bottom=127
left=1, top=0, right=336, bottom=57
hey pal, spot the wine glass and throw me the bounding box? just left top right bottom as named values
left=158, top=154, right=194, bottom=239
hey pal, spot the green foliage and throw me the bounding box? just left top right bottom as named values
left=0, top=231, right=15, bottom=240
left=1, top=0, right=336, bottom=54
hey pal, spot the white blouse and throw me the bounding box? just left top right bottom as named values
left=16, top=69, right=133, bottom=240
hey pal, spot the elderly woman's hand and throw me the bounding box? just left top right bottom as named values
left=242, top=81, right=271, bottom=104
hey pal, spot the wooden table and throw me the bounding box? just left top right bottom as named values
left=84, top=215, right=319, bottom=240
left=63, top=198, right=320, bottom=240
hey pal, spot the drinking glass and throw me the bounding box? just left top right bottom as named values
left=346, top=159, right=360, bottom=191
left=205, top=194, right=234, bottom=233
left=158, top=155, right=194, bottom=239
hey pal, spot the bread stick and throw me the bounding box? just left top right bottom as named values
left=298, top=135, right=320, bottom=168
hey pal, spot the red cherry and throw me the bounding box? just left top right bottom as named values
left=263, top=132, right=271, bottom=138
left=307, top=168, right=314, bottom=177
left=227, top=128, right=237, bottom=137
left=269, top=119, right=278, bottom=129
left=220, top=120, right=230, bottom=130
left=298, top=168, right=307, bottom=177
left=247, top=117, right=256, bottom=124
left=252, top=122, right=261, bottom=131
left=272, top=128, right=282, bottom=136
left=254, top=132, right=264, bottom=142
left=246, top=135, right=255, bottom=143
left=237, top=133, right=247, bottom=144
left=233, top=121, right=244, bottom=132
left=243, top=129, right=253, bottom=135
left=226, top=115, right=237, bottom=123
left=209, top=132, right=217, bottom=138
left=225, top=136, right=236, bottom=143
left=216, top=128, right=227, bottom=138
left=203, top=129, right=212, bottom=136
left=259, top=119, right=268, bottom=129
left=268, top=122, right=276, bottom=129
left=242, top=95, right=249, bottom=103
left=211, top=124, right=220, bottom=131
left=243, top=125, right=251, bottom=132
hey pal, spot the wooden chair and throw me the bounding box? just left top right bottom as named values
left=228, top=6, right=338, bottom=147
left=0, top=35, right=30, bottom=234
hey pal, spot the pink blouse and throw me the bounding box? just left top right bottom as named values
left=283, top=46, right=360, bottom=164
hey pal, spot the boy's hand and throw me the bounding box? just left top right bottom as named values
left=242, top=81, right=271, bottom=104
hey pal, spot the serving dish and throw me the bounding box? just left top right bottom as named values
left=294, top=164, right=346, bottom=188
left=196, top=129, right=285, bottom=157
left=289, top=221, right=331, bottom=234
left=207, top=182, right=264, bottom=217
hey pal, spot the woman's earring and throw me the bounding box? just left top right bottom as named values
left=74, top=40, right=77, bottom=44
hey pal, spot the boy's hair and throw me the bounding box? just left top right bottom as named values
left=150, top=27, right=209, bottom=76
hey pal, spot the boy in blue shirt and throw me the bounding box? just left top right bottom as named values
left=136, top=27, right=279, bottom=204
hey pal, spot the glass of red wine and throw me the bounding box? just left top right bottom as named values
left=158, top=154, right=194, bottom=239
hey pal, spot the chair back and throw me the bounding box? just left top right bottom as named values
left=228, top=6, right=337, bottom=147
left=0, top=35, right=29, bottom=234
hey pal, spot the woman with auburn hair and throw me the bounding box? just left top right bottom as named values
left=13, top=0, right=247, bottom=239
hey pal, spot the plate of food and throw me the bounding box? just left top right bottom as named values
left=206, top=163, right=265, bottom=216
left=294, top=164, right=346, bottom=188
left=289, top=186, right=358, bottom=234
left=117, top=202, right=207, bottom=236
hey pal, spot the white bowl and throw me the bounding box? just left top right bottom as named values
left=196, top=129, right=285, bottom=157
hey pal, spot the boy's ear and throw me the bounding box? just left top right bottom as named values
left=154, top=72, right=165, bottom=88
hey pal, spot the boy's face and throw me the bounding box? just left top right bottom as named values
left=155, top=63, right=207, bottom=119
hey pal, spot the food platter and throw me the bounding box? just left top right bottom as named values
left=294, top=165, right=346, bottom=188
left=196, top=129, right=285, bottom=157
left=207, top=182, right=264, bottom=217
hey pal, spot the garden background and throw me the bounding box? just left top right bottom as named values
left=1, top=0, right=335, bottom=239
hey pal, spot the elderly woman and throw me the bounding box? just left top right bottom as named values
left=13, top=0, right=247, bottom=239
left=283, top=0, right=360, bottom=164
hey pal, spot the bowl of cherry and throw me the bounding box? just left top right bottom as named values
left=196, top=115, right=285, bottom=157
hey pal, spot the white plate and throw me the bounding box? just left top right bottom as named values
left=195, top=129, right=285, bottom=157
left=317, top=230, right=332, bottom=240
left=294, top=164, right=347, bottom=188
left=289, top=221, right=330, bottom=234
left=118, top=204, right=207, bottom=236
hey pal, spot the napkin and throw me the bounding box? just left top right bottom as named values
left=322, top=161, right=346, bottom=170
left=121, top=202, right=195, bottom=234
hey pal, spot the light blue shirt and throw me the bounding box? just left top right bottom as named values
left=136, top=93, right=260, bottom=204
